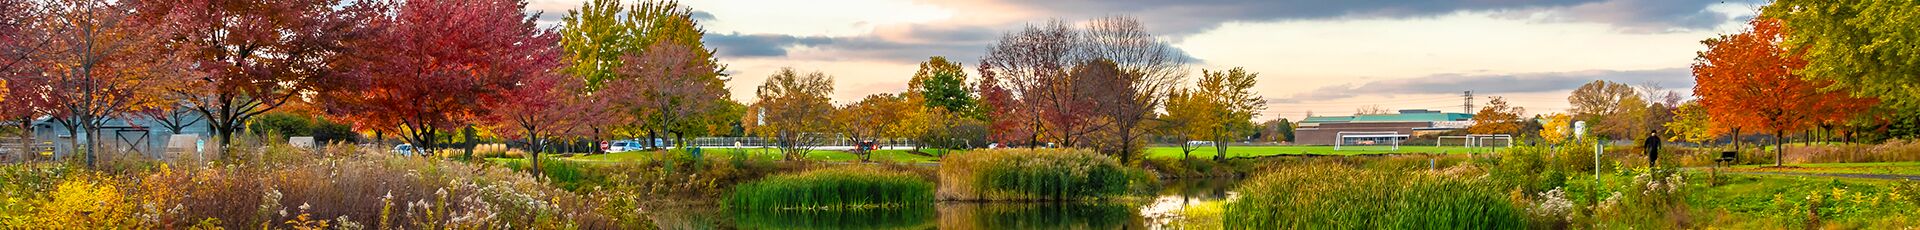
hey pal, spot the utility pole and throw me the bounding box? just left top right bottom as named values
left=1462, top=91, right=1474, bottom=113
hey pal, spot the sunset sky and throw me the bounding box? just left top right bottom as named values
left=524, top=0, right=1765, bottom=121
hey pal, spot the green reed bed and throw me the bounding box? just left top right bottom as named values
left=1224, top=164, right=1527, bottom=229
left=938, top=148, right=1154, bottom=201
left=726, top=166, right=934, bottom=211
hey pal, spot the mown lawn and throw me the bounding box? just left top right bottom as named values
left=1725, top=161, right=1920, bottom=176
left=1145, top=145, right=1499, bottom=159
left=1685, top=173, right=1918, bottom=228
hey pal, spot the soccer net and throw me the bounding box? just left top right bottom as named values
left=1467, top=134, right=1514, bottom=149
left=1436, top=136, right=1471, bottom=147
left=1335, top=131, right=1406, bottom=151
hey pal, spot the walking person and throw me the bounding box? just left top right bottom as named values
left=1644, top=131, right=1661, bottom=167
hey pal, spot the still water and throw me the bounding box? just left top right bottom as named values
left=648, top=178, right=1241, bottom=229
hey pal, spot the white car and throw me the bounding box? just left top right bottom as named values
left=603, top=140, right=645, bottom=153
left=393, top=144, right=416, bottom=156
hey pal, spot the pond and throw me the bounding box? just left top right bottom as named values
left=648, top=178, right=1241, bottom=229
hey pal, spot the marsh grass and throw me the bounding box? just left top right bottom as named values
left=0, top=143, right=632, bottom=229
left=1224, top=164, right=1528, bottom=229
left=938, top=148, right=1155, bottom=201
left=726, top=166, right=934, bottom=211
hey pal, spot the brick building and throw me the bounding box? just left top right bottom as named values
left=1295, top=109, right=1473, bottom=145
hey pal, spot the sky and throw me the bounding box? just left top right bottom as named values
left=524, top=0, right=1768, bottom=121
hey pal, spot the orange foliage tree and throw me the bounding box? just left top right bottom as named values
left=1691, top=18, right=1876, bottom=166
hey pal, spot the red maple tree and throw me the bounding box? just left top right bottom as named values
left=327, top=0, right=559, bottom=155
left=1692, top=18, right=1876, bottom=166
left=133, top=0, right=384, bottom=153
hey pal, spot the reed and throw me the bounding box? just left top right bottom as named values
left=937, top=148, right=1153, bottom=201
left=1224, top=164, right=1527, bottom=229
left=725, top=166, right=934, bottom=211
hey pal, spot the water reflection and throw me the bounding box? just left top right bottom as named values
left=938, top=202, right=1144, bottom=229
left=732, top=205, right=937, bottom=230
left=649, top=178, right=1241, bottom=229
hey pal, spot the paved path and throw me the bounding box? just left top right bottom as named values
left=1710, top=170, right=1920, bottom=181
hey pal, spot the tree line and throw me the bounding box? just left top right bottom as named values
left=0, top=0, right=1272, bottom=168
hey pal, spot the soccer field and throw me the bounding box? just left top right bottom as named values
left=1145, top=145, right=1499, bottom=159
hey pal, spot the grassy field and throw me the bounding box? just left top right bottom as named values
left=1145, top=145, right=1499, bottom=159
left=501, top=145, right=1496, bottom=164
left=1725, top=161, right=1920, bottom=176
left=523, top=148, right=943, bottom=164
left=1686, top=173, right=1920, bottom=228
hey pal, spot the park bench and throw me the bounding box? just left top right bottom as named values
left=1715, top=151, right=1737, bottom=165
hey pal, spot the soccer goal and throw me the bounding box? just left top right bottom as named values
left=1335, top=131, right=1407, bottom=151
left=1467, top=134, right=1514, bottom=148
left=1436, top=136, right=1471, bottom=147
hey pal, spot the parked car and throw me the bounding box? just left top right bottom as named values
left=393, top=144, right=415, bottom=156
left=603, top=140, right=644, bottom=153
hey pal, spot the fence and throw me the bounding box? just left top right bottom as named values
left=0, top=138, right=54, bottom=163
left=680, top=136, right=919, bottom=149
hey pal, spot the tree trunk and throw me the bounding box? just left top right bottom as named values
left=529, top=132, right=542, bottom=178
left=1775, top=130, right=1785, bottom=167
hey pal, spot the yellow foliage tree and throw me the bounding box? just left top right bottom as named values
left=1538, top=113, right=1573, bottom=144
left=1664, top=101, right=1718, bottom=145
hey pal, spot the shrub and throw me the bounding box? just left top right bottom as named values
left=937, top=148, right=1154, bottom=201
left=726, top=166, right=933, bottom=210
left=1223, top=164, right=1527, bottom=229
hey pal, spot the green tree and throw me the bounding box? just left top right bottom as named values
left=560, top=0, right=722, bottom=91
left=905, top=56, right=980, bottom=152
left=907, top=56, right=976, bottom=117
left=1764, top=1, right=1920, bottom=111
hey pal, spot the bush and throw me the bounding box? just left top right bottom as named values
left=726, top=166, right=933, bottom=210
left=937, top=148, right=1154, bottom=201
left=1224, top=164, right=1528, bottom=229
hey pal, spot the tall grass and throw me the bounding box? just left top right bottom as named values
left=1223, top=164, right=1528, bottom=229
left=726, top=166, right=934, bottom=210
left=1782, top=140, right=1920, bottom=164
left=0, top=144, right=632, bottom=229
left=938, top=148, right=1154, bottom=201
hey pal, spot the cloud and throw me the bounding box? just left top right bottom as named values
left=704, top=33, right=834, bottom=57
left=1283, top=67, right=1692, bottom=101
left=1537, top=0, right=1766, bottom=33
left=706, top=22, right=1201, bottom=64
left=962, top=0, right=1751, bottom=36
